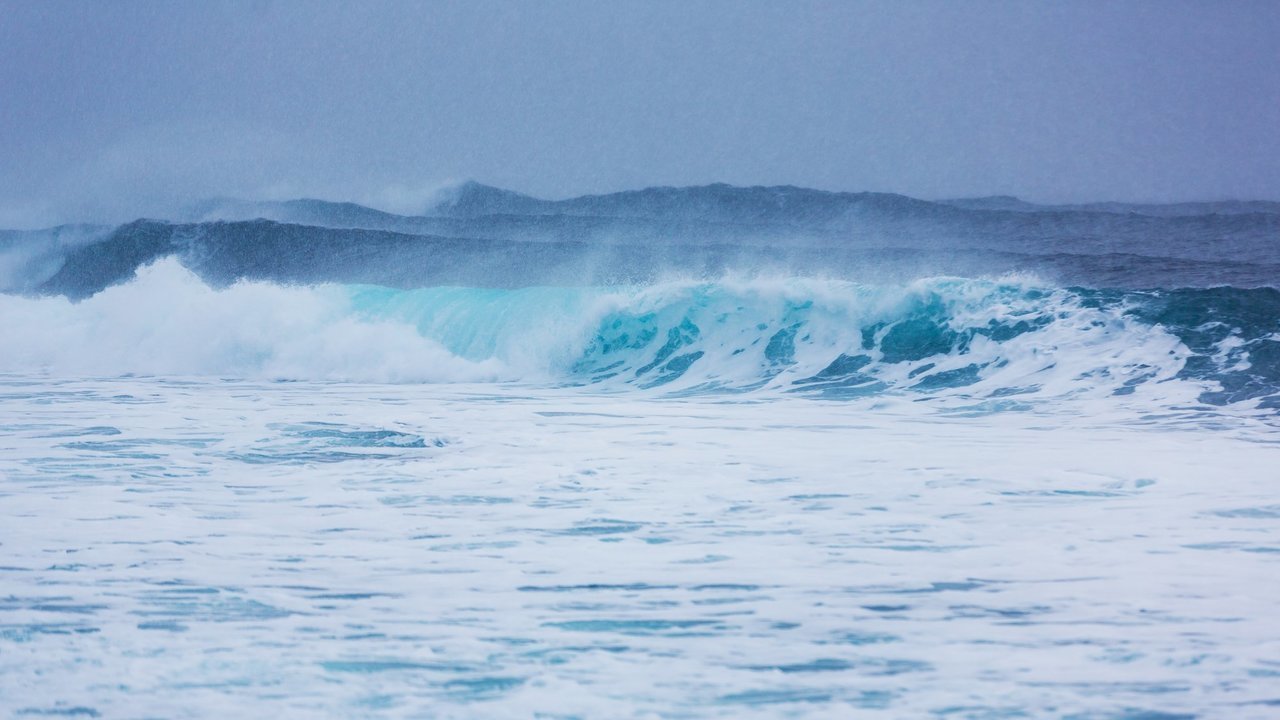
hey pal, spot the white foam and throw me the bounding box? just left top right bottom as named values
left=0, top=261, right=1220, bottom=410
left=0, top=378, right=1276, bottom=717
left=0, top=259, right=503, bottom=382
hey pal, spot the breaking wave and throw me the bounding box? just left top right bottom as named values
left=2, top=259, right=1278, bottom=409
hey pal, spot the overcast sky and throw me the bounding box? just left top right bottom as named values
left=1, top=0, right=1278, bottom=226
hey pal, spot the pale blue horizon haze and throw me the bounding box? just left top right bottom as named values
left=1, top=0, right=1278, bottom=227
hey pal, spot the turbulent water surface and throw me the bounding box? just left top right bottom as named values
left=2, top=184, right=1279, bottom=718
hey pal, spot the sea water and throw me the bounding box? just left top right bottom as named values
left=2, top=261, right=1279, bottom=718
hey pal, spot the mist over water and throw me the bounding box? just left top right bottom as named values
left=4, top=3, right=1280, bottom=719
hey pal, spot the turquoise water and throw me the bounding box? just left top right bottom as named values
left=6, top=263, right=1279, bottom=409
left=3, top=265, right=1280, bottom=717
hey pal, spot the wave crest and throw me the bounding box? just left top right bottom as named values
left=3, top=259, right=1278, bottom=409
left=0, top=259, right=502, bottom=382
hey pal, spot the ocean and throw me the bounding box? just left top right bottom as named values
left=1, top=185, right=1278, bottom=718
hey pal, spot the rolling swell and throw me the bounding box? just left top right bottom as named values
left=7, top=182, right=1277, bottom=299
left=29, top=217, right=1280, bottom=300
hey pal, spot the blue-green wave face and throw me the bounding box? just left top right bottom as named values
left=346, top=275, right=1280, bottom=408
left=3, top=259, right=1279, bottom=409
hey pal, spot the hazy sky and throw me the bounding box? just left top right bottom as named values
left=2, top=0, right=1278, bottom=226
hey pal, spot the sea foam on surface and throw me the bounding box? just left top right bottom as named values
left=1, top=377, right=1277, bottom=718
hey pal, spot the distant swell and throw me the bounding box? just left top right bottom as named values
left=2, top=259, right=1278, bottom=410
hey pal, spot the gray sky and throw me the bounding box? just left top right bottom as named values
left=2, top=0, right=1278, bottom=226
